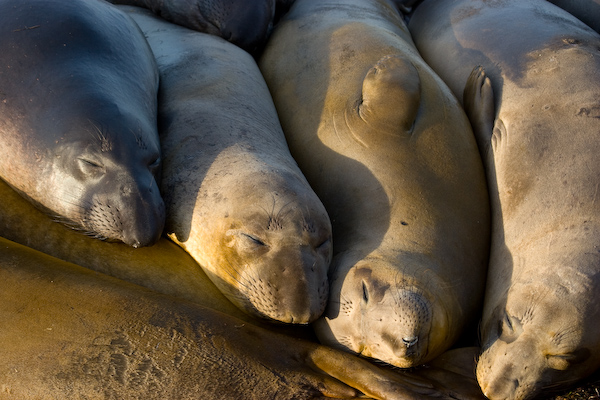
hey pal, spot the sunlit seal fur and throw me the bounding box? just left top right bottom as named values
left=259, top=0, right=489, bottom=368
left=124, top=7, right=332, bottom=324
left=409, top=0, right=600, bottom=398
left=0, top=0, right=164, bottom=247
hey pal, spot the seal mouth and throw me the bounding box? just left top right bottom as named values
left=76, top=189, right=165, bottom=248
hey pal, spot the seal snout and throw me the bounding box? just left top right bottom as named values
left=120, top=186, right=165, bottom=248
left=83, top=171, right=165, bottom=248
left=235, top=237, right=331, bottom=324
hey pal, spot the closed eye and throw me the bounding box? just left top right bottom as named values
left=546, top=348, right=591, bottom=370
left=242, top=233, right=266, bottom=247
left=362, top=281, right=369, bottom=303
left=77, top=158, right=104, bottom=176
left=149, top=156, right=160, bottom=169
left=317, top=237, right=331, bottom=249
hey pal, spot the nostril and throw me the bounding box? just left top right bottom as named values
left=402, top=336, right=418, bottom=347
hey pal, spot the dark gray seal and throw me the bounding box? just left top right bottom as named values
left=107, top=0, right=280, bottom=52
left=0, top=0, right=164, bottom=247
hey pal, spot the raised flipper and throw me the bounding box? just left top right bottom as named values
left=463, top=66, right=495, bottom=160
left=358, top=54, right=421, bottom=134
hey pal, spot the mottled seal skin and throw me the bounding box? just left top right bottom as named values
left=0, top=169, right=475, bottom=400
left=259, top=0, right=489, bottom=368
left=0, top=0, right=164, bottom=248
left=547, top=0, right=600, bottom=33
left=107, top=0, right=277, bottom=52
left=122, top=7, right=332, bottom=324
left=409, top=1, right=600, bottom=398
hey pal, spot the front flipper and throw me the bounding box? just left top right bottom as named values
left=309, top=346, right=455, bottom=400
left=357, top=54, right=421, bottom=134
left=463, top=66, right=495, bottom=160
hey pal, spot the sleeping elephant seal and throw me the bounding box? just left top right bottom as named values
left=409, top=1, right=600, bottom=398
left=107, top=0, right=277, bottom=53
left=0, top=0, right=164, bottom=248
left=122, top=7, right=332, bottom=324
left=259, top=0, right=490, bottom=368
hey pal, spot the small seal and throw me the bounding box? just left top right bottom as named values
left=259, top=0, right=489, bottom=368
left=0, top=0, right=165, bottom=247
left=409, top=0, right=600, bottom=398
left=124, top=6, right=332, bottom=324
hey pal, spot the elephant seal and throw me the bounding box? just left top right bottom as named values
left=0, top=235, right=456, bottom=400
left=0, top=150, right=481, bottom=400
left=107, top=0, right=278, bottom=53
left=0, top=0, right=164, bottom=248
left=122, top=7, right=332, bottom=324
left=409, top=1, right=600, bottom=398
left=259, top=0, right=490, bottom=368
left=547, top=0, right=600, bottom=34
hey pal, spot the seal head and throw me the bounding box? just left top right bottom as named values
left=314, top=254, right=450, bottom=368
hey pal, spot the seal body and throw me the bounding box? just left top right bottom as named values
left=0, top=0, right=164, bottom=247
left=409, top=1, right=600, bottom=398
left=123, top=7, right=332, bottom=324
left=108, top=0, right=277, bottom=52
left=259, top=0, right=489, bottom=368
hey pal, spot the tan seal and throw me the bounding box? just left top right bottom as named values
left=409, top=0, right=600, bottom=398
left=259, top=0, right=489, bottom=368
left=121, top=6, right=333, bottom=324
